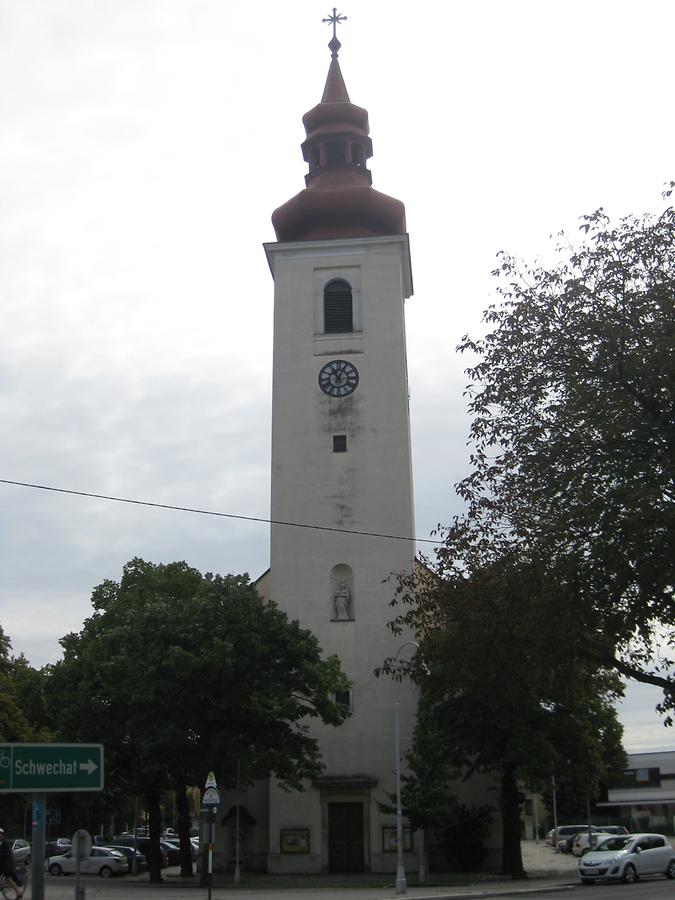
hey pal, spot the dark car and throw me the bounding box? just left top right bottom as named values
left=163, top=837, right=197, bottom=861
left=99, top=845, right=147, bottom=872
left=109, top=837, right=168, bottom=868
left=159, top=841, right=180, bottom=866
left=44, top=840, right=69, bottom=859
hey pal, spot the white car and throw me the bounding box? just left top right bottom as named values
left=10, top=839, right=31, bottom=865
left=578, top=833, right=675, bottom=884
left=47, top=847, right=129, bottom=878
left=572, top=826, right=628, bottom=856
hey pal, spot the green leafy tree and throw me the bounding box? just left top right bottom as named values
left=382, top=549, right=626, bottom=879
left=456, top=192, right=674, bottom=714
left=0, top=626, right=32, bottom=742
left=0, top=627, right=53, bottom=834
left=47, top=558, right=350, bottom=881
left=383, top=695, right=492, bottom=875
left=9, top=653, right=53, bottom=740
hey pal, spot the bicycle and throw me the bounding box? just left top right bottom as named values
left=0, top=866, right=29, bottom=900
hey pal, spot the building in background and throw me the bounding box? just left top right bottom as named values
left=599, top=751, right=675, bottom=833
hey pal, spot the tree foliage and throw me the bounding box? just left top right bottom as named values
left=382, top=550, right=626, bottom=878
left=47, top=558, right=349, bottom=880
left=454, top=195, right=674, bottom=712
left=0, top=626, right=31, bottom=742
left=380, top=196, right=674, bottom=875
left=0, top=625, right=51, bottom=743
left=396, top=695, right=493, bottom=872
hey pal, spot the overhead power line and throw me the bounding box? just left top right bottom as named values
left=0, top=478, right=439, bottom=544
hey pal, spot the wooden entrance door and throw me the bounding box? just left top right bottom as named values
left=328, top=802, right=364, bottom=872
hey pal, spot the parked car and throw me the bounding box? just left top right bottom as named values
left=44, top=840, right=69, bottom=858
left=162, top=836, right=197, bottom=862
left=47, top=847, right=129, bottom=878
left=9, top=839, right=31, bottom=865
left=99, top=845, right=147, bottom=872
left=572, top=826, right=629, bottom=856
left=551, top=825, right=589, bottom=852
left=578, top=833, right=675, bottom=884
left=572, top=831, right=613, bottom=856
left=159, top=841, right=180, bottom=866
left=109, top=836, right=168, bottom=868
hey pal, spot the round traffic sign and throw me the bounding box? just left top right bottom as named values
left=72, top=829, right=92, bottom=860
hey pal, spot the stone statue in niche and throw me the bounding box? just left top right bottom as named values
left=333, top=581, right=352, bottom=620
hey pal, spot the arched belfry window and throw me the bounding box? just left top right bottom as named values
left=326, top=141, right=346, bottom=165
left=351, top=143, right=365, bottom=168
left=324, top=279, right=353, bottom=334
left=309, top=147, right=321, bottom=172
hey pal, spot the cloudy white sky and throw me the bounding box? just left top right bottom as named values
left=1, top=0, right=672, bottom=754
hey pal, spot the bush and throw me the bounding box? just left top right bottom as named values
left=435, top=802, right=492, bottom=870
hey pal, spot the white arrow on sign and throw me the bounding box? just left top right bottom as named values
left=79, top=759, right=98, bottom=775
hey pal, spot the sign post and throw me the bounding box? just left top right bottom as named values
left=0, top=744, right=104, bottom=900
left=0, top=743, right=103, bottom=792
left=201, top=772, right=220, bottom=900
left=72, top=829, right=92, bottom=900
left=32, top=794, right=45, bottom=900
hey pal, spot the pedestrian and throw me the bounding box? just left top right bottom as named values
left=0, top=828, right=24, bottom=898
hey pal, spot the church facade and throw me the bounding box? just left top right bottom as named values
left=218, top=24, right=419, bottom=875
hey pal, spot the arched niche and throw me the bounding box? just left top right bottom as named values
left=330, top=564, right=354, bottom=621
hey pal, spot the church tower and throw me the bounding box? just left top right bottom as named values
left=262, top=17, right=417, bottom=874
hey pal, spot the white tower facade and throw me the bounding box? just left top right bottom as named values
left=251, top=30, right=417, bottom=875
left=264, top=235, right=417, bottom=875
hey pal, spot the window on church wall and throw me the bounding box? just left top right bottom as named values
left=326, top=141, right=346, bottom=165
left=331, top=564, right=354, bottom=621
left=324, top=279, right=353, bottom=333
left=333, top=689, right=353, bottom=712
left=333, top=435, right=347, bottom=452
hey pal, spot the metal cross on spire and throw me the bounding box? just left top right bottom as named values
left=322, top=8, right=347, bottom=41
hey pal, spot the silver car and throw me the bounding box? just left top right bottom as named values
left=578, top=833, right=675, bottom=884
left=47, top=847, right=129, bottom=878
left=10, top=839, right=31, bottom=865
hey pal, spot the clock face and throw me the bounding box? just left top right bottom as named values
left=318, top=359, right=359, bottom=398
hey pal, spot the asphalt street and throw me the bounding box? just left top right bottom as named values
left=19, top=842, right=675, bottom=900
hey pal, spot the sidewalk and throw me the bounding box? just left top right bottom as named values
left=149, top=841, right=579, bottom=899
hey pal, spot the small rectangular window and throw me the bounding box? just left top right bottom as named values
left=333, top=435, right=347, bottom=452
left=334, top=689, right=352, bottom=710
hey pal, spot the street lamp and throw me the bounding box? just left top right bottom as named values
left=394, top=699, right=406, bottom=895
left=394, top=639, right=422, bottom=896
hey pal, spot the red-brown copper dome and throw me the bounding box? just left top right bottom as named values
left=272, top=38, right=406, bottom=242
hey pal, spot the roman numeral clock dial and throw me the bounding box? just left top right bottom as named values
left=318, top=359, right=359, bottom=397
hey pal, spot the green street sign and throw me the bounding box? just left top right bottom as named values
left=0, top=743, right=104, bottom=793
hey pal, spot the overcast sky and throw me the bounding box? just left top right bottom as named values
left=1, top=0, right=672, bottom=754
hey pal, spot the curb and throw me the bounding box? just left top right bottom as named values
left=396, top=884, right=575, bottom=900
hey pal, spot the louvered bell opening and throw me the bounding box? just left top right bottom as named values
left=324, top=280, right=353, bottom=333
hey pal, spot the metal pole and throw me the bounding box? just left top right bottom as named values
left=395, top=702, right=406, bottom=895
left=132, top=796, right=139, bottom=875
left=233, top=761, right=241, bottom=883
left=207, top=808, right=214, bottom=900
left=31, top=794, right=46, bottom=900
left=533, top=792, right=539, bottom=842
left=552, top=776, right=558, bottom=850
left=75, top=844, right=82, bottom=900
